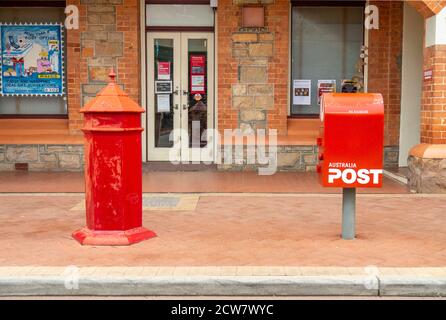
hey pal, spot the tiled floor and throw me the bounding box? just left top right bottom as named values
left=0, top=171, right=409, bottom=193
left=0, top=193, right=445, bottom=267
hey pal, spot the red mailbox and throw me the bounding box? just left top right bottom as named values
left=72, top=70, right=156, bottom=246
left=317, top=93, right=384, bottom=188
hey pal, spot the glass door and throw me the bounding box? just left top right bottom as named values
left=147, top=32, right=214, bottom=163
left=180, top=33, right=214, bottom=163
left=147, top=33, right=181, bottom=161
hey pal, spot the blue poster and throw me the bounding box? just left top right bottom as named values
left=0, top=24, right=64, bottom=96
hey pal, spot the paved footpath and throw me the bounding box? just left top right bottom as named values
left=1, top=192, right=446, bottom=296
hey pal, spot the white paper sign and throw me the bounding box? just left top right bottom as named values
left=157, top=94, right=170, bottom=113
left=293, top=80, right=311, bottom=105
left=191, top=75, right=205, bottom=93
left=317, top=80, right=336, bottom=105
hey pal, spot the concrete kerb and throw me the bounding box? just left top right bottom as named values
left=3, top=269, right=446, bottom=296
left=0, top=275, right=377, bottom=296
left=379, top=276, right=446, bottom=297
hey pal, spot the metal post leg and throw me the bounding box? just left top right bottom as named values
left=342, top=188, right=356, bottom=240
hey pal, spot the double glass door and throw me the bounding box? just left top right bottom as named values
left=147, top=32, right=214, bottom=162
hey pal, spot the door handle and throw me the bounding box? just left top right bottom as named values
left=174, top=104, right=179, bottom=110
left=173, top=90, right=179, bottom=95
left=182, top=104, right=188, bottom=110
left=182, top=90, right=189, bottom=95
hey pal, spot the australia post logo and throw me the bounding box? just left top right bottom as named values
left=327, top=162, right=382, bottom=185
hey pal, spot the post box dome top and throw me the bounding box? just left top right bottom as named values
left=80, top=70, right=144, bottom=113
left=321, top=93, right=384, bottom=115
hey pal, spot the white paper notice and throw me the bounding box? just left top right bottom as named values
left=157, top=94, right=170, bottom=113
left=317, top=80, right=336, bottom=105
left=293, top=80, right=311, bottom=105
left=191, top=75, right=205, bottom=93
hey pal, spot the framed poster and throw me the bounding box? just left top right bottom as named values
left=0, top=23, right=64, bottom=96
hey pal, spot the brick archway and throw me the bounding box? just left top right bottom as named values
left=407, top=0, right=446, bottom=18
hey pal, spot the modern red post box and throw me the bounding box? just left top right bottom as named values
left=317, top=93, right=384, bottom=188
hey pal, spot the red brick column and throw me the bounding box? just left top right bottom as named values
left=408, top=2, right=446, bottom=193
left=367, top=0, right=403, bottom=167
left=420, top=45, right=446, bottom=144
left=265, top=0, right=289, bottom=135
left=66, top=0, right=87, bottom=134
left=217, top=1, right=239, bottom=133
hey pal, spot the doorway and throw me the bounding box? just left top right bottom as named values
left=147, top=32, right=214, bottom=163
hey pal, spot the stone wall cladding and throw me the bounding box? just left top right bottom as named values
left=218, top=0, right=289, bottom=135
left=408, top=155, right=446, bottom=193
left=0, top=145, right=84, bottom=172
left=217, top=145, right=318, bottom=172
left=384, top=145, right=399, bottom=168
left=66, top=0, right=140, bottom=133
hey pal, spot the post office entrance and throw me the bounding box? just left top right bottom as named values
left=146, top=32, right=214, bottom=163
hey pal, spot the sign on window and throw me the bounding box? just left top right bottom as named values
left=0, top=23, right=64, bottom=96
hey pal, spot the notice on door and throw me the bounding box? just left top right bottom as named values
left=155, top=81, right=172, bottom=94
left=293, top=80, right=311, bottom=105
left=190, top=55, right=206, bottom=94
left=191, top=75, right=205, bottom=93
left=157, top=94, right=170, bottom=113
left=157, top=62, right=171, bottom=80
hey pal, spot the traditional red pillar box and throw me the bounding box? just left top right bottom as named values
left=317, top=93, right=384, bottom=188
left=72, top=71, right=156, bottom=246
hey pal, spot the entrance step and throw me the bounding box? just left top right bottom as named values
left=384, top=167, right=409, bottom=185
left=277, top=118, right=320, bottom=145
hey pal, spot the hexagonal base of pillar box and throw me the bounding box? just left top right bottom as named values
left=72, top=227, right=156, bottom=246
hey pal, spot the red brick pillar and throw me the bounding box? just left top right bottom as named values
left=408, top=5, right=446, bottom=193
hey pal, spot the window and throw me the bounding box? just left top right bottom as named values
left=146, top=4, right=214, bottom=28
left=291, top=3, right=364, bottom=116
left=0, top=5, right=67, bottom=117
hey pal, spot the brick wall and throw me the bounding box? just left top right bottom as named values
left=217, top=0, right=288, bottom=136
left=421, top=45, right=446, bottom=144
left=217, top=1, right=239, bottom=133
left=408, top=0, right=446, bottom=18
left=66, top=0, right=140, bottom=134
left=368, top=0, right=403, bottom=147
left=66, top=0, right=86, bottom=133
left=265, top=0, right=289, bottom=135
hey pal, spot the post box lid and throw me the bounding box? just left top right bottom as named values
left=80, top=70, right=144, bottom=113
left=322, top=93, right=384, bottom=115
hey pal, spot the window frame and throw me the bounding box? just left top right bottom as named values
left=0, top=0, right=67, bottom=119
left=145, top=1, right=214, bottom=32
left=289, top=0, right=366, bottom=118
